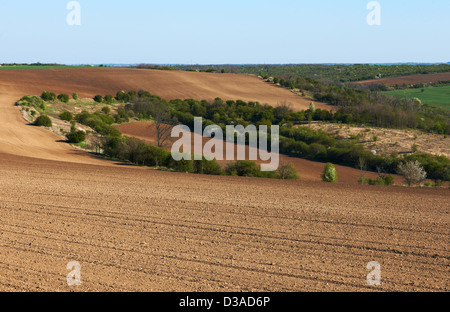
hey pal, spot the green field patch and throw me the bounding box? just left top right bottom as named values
left=383, top=86, right=450, bottom=110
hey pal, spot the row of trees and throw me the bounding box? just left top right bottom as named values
left=171, top=64, right=450, bottom=83
left=101, top=134, right=299, bottom=180
left=87, top=89, right=450, bottom=182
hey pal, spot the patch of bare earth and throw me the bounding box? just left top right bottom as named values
left=355, top=72, right=450, bottom=86
left=0, top=68, right=448, bottom=292
left=305, top=122, right=450, bottom=158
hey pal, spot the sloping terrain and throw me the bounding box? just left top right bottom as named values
left=0, top=68, right=330, bottom=111
left=0, top=68, right=448, bottom=292
left=115, top=122, right=393, bottom=184
left=355, top=72, right=450, bottom=86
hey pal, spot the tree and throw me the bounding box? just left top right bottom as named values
left=278, top=162, right=299, bottom=180
left=322, top=163, right=337, bottom=183
left=34, top=115, right=52, bottom=127
left=102, top=106, right=111, bottom=114
left=358, top=156, right=367, bottom=184
left=94, top=95, right=103, bottom=103
left=41, top=91, right=56, bottom=101
left=397, top=160, right=427, bottom=186
left=104, top=94, right=114, bottom=104
left=59, top=110, right=73, bottom=122
left=67, top=129, right=86, bottom=143
left=57, top=94, right=70, bottom=103
left=149, top=101, right=177, bottom=148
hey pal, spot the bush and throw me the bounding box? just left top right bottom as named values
left=193, top=157, right=223, bottom=175
left=94, top=95, right=103, bottom=103
left=73, top=92, right=78, bottom=100
left=67, top=130, right=86, bottom=143
left=278, top=162, right=299, bottom=180
left=384, top=175, right=394, bottom=186
left=16, top=95, right=46, bottom=111
left=41, top=91, right=56, bottom=101
left=59, top=110, right=73, bottom=121
left=102, top=106, right=111, bottom=114
left=225, top=160, right=260, bottom=177
left=104, top=94, right=114, bottom=104
left=424, top=181, right=434, bottom=187
left=397, top=160, right=427, bottom=186
left=57, top=93, right=70, bottom=103
left=34, top=115, right=52, bottom=127
left=172, top=158, right=194, bottom=173
left=322, top=163, right=337, bottom=183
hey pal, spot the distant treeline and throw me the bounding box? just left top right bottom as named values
left=168, top=64, right=450, bottom=83
left=92, top=90, right=450, bottom=182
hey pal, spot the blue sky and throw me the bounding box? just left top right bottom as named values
left=0, top=0, right=449, bottom=64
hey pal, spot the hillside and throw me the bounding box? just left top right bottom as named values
left=0, top=68, right=448, bottom=292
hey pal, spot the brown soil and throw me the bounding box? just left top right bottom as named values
left=355, top=72, right=450, bottom=86
left=0, top=68, right=330, bottom=111
left=0, top=68, right=448, bottom=292
left=115, top=122, right=398, bottom=184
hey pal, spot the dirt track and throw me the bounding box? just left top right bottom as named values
left=0, top=68, right=449, bottom=292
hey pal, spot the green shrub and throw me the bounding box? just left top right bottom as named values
left=57, top=93, right=70, bottom=103
left=278, top=162, right=299, bottom=180
left=94, top=95, right=103, bottom=103
left=424, top=181, right=434, bottom=187
left=225, top=160, right=260, bottom=177
left=41, top=91, right=56, bottom=101
left=373, top=177, right=385, bottom=186
left=67, top=130, right=86, bottom=143
left=322, top=163, right=337, bottom=183
left=384, top=175, right=394, bottom=186
left=34, top=115, right=52, bottom=127
left=172, top=158, right=194, bottom=173
left=72, top=92, right=78, bottom=100
left=101, top=106, right=111, bottom=114
left=193, top=157, right=223, bottom=175
left=104, top=94, right=114, bottom=104
left=59, top=110, right=73, bottom=122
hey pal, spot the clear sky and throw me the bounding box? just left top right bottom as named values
left=0, top=0, right=449, bottom=64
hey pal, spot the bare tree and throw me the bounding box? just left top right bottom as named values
left=358, top=156, right=367, bottom=184
left=397, top=160, right=427, bottom=187
left=151, top=102, right=178, bottom=148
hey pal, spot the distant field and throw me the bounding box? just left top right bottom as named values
left=383, top=86, right=450, bottom=110
left=0, top=65, right=99, bottom=70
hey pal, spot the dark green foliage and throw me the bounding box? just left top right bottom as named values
left=16, top=95, right=47, bottom=111
left=75, top=110, right=119, bottom=137
left=193, top=157, right=223, bottom=175
left=67, top=129, right=86, bottom=143
left=59, top=110, right=73, bottom=121
left=57, top=93, right=70, bottom=103
left=93, top=95, right=103, bottom=103
left=174, top=64, right=450, bottom=84
left=104, top=94, right=114, bottom=104
left=72, top=92, right=78, bottom=100
left=225, top=160, right=280, bottom=179
left=41, top=91, right=56, bottom=101
left=116, top=91, right=132, bottom=103
left=101, top=106, right=111, bottom=114
left=34, top=115, right=52, bottom=127
left=384, top=175, right=394, bottom=186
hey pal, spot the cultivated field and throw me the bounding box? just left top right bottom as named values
left=355, top=72, right=450, bottom=86
left=383, top=86, right=450, bottom=110
left=0, top=68, right=448, bottom=292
